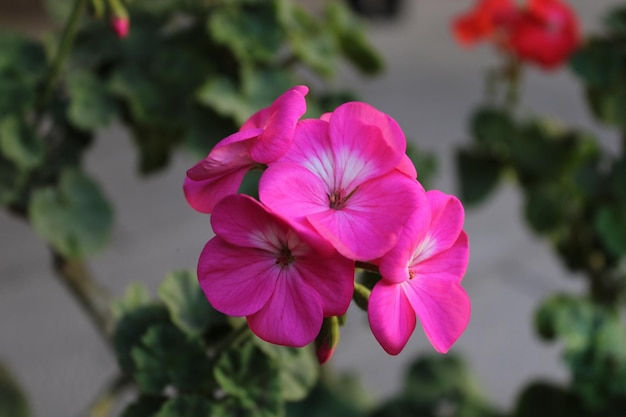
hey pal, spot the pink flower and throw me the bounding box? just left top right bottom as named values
left=184, top=86, right=308, bottom=213
left=111, top=16, right=130, bottom=39
left=259, top=102, right=423, bottom=261
left=368, top=190, right=470, bottom=355
left=197, top=194, right=354, bottom=347
left=453, top=0, right=517, bottom=46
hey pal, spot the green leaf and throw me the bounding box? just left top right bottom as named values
left=113, top=304, right=171, bottom=374
left=254, top=341, right=320, bottom=401
left=570, top=40, right=623, bottom=88
left=131, top=324, right=213, bottom=395
left=280, top=5, right=337, bottom=78
left=523, top=184, right=568, bottom=234
left=594, top=204, right=626, bottom=256
left=534, top=294, right=594, bottom=346
left=605, top=6, right=626, bottom=36
left=209, top=3, right=282, bottom=64
left=0, top=156, right=22, bottom=206
left=514, top=382, right=584, bottom=417
left=29, top=169, right=113, bottom=258
left=154, top=396, right=219, bottom=417
left=456, top=149, right=502, bottom=206
left=121, top=395, right=165, bottom=417
left=585, top=83, right=626, bottom=129
left=214, top=342, right=282, bottom=417
left=610, top=159, right=626, bottom=202
left=0, top=362, right=30, bottom=417
left=0, top=32, right=46, bottom=81
left=286, top=378, right=367, bottom=417
left=158, top=270, right=219, bottom=337
left=325, top=2, right=383, bottom=75
left=43, top=0, right=75, bottom=24
left=112, top=282, right=152, bottom=321
left=0, top=116, right=44, bottom=169
left=67, top=70, right=117, bottom=130
left=470, top=107, right=515, bottom=155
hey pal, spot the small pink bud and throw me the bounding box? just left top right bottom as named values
left=315, top=317, right=340, bottom=365
left=111, top=16, right=130, bottom=38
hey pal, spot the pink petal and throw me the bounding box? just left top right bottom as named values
left=277, top=119, right=336, bottom=183
left=403, top=277, right=471, bottom=353
left=368, top=281, right=416, bottom=355
left=329, top=102, right=407, bottom=156
left=183, top=167, right=250, bottom=214
left=197, top=237, right=277, bottom=317
left=296, top=251, right=354, bottom=317
left=259, top=162, right=331, bottom=227
left=307, top=172, right=422, bottom=260
left=248, top=86, right=309, bottom=164
left=412, top=190, right=466, bottom=262
left=396, top=154, right=418, bottom=179
left=247, top=270, right=323, bottom=347
left=413, top=231, right=469, bottom=282
left=378, top=189, right=431, bottom=283
left=210, top=194, right=290, bottom=251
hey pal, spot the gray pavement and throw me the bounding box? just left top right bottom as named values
left=0, top=1, right=622, bottom=415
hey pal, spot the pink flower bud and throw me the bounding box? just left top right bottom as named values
left=111, top=16, right=130, bottom=39
left=315, top=317, right=340, bottom=365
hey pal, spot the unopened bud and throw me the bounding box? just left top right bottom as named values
left=111, top=16, right=129, bottom=38
left=315, top=316, right=340, bottom=364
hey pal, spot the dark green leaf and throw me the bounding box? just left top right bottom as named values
left=594, top=204, right=626, bottom=256
left=286, top=378, right=367, bottom=417
left=534, top=294, right=594, bottom=344
left=214, top=342, right=282, bottom=417
left=0, top=116, right=44, bottom=169
left=28, top=169, right=113, bottom=258
left=456, top=149, right=502, bottom=206
left=585, top=83, right=626, bottom=129
left=0, top=362, right=30, bottom=417
left=570, top=40, right=623, bottom=88
left=128, top=123, right=181, bottom=175
left=523, top=184, right=569, bottom=234
left=325, top=2, right=383, bottom=75
left=470, top=107, right=515, bottom=155
left=0, top=32, right=46, bottom=81
left=158, top=270, right=218, bottom=337
left=610, top=159, right=626, bottom=202
left=112, top=282, right=152, bottom=321
left=0, top=156, right=22, bottom=206
left=113, top=304, right=171, bottom=374
left=154, top=396, right=219, bottom=417
left=209, top=3, right=282, bottom=63
left=121, top=395, right=165, bottom=417
left=131, top=323, right=213, bottom=395
left=513, top=382, right=584, bottom=417
left=605, top=7, right=626, bottom=36
left=67, top=70, right=117, bottom=130
left=254, top=341, right=319, bottom=401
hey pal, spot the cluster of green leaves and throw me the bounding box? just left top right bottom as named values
left=457, top=107, right=625, bottom=284
left=113, top=270, right=320, bottom=417
left=0, top=0, right=384, bottom=261
left=456, top=4, right=626, bottom=417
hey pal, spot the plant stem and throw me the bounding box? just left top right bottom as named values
left=36, top=0, right=88, bottom=118
left=355, top=261, right=379, bottom=273
left=52, top=250, right=114, bottom=344
left=77, top=374, right=132, bottom=417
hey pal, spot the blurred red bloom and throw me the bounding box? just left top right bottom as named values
left=509, top=0, right=580, bottom=69
left=453, top=0, right=580, bottom=69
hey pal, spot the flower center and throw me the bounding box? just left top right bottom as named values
left=328, top=187, right=357, bottom=210
left=275, top=247, right=295, bottom=267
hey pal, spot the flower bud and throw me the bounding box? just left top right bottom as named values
left=315, top=316, right=340, bottom=364
left=111, top=16, right=130, bottom=38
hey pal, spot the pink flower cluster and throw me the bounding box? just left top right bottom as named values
left=184, top=86, right=470, bottom=359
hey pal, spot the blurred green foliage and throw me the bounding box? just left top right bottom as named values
left=456, top=4, right=626, bottom=417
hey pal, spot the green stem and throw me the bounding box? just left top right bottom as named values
left=36, top=0, right=88, bottom=118
left=52, top=250, right=114, bottom=344
left=78, top=374, right=132, bottom=417
left=353, top=282, right=371, bottom=311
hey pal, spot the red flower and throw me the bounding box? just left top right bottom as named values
left=453, top=0, right=518, bottom=46
left=453, top=0, right=580, bottom=69
left=509, top=0, right=580, bottom=69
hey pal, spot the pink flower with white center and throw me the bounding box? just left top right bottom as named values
left=198, top=194, right=354, bottom=347
left=368, top=190, right=471, bottom=355
left=184, top=85, right=308, bottom=213
left=259, top=102, right=423, bottom=261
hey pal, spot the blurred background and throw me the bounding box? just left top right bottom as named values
left=0, top=0, right=623, bottom=415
